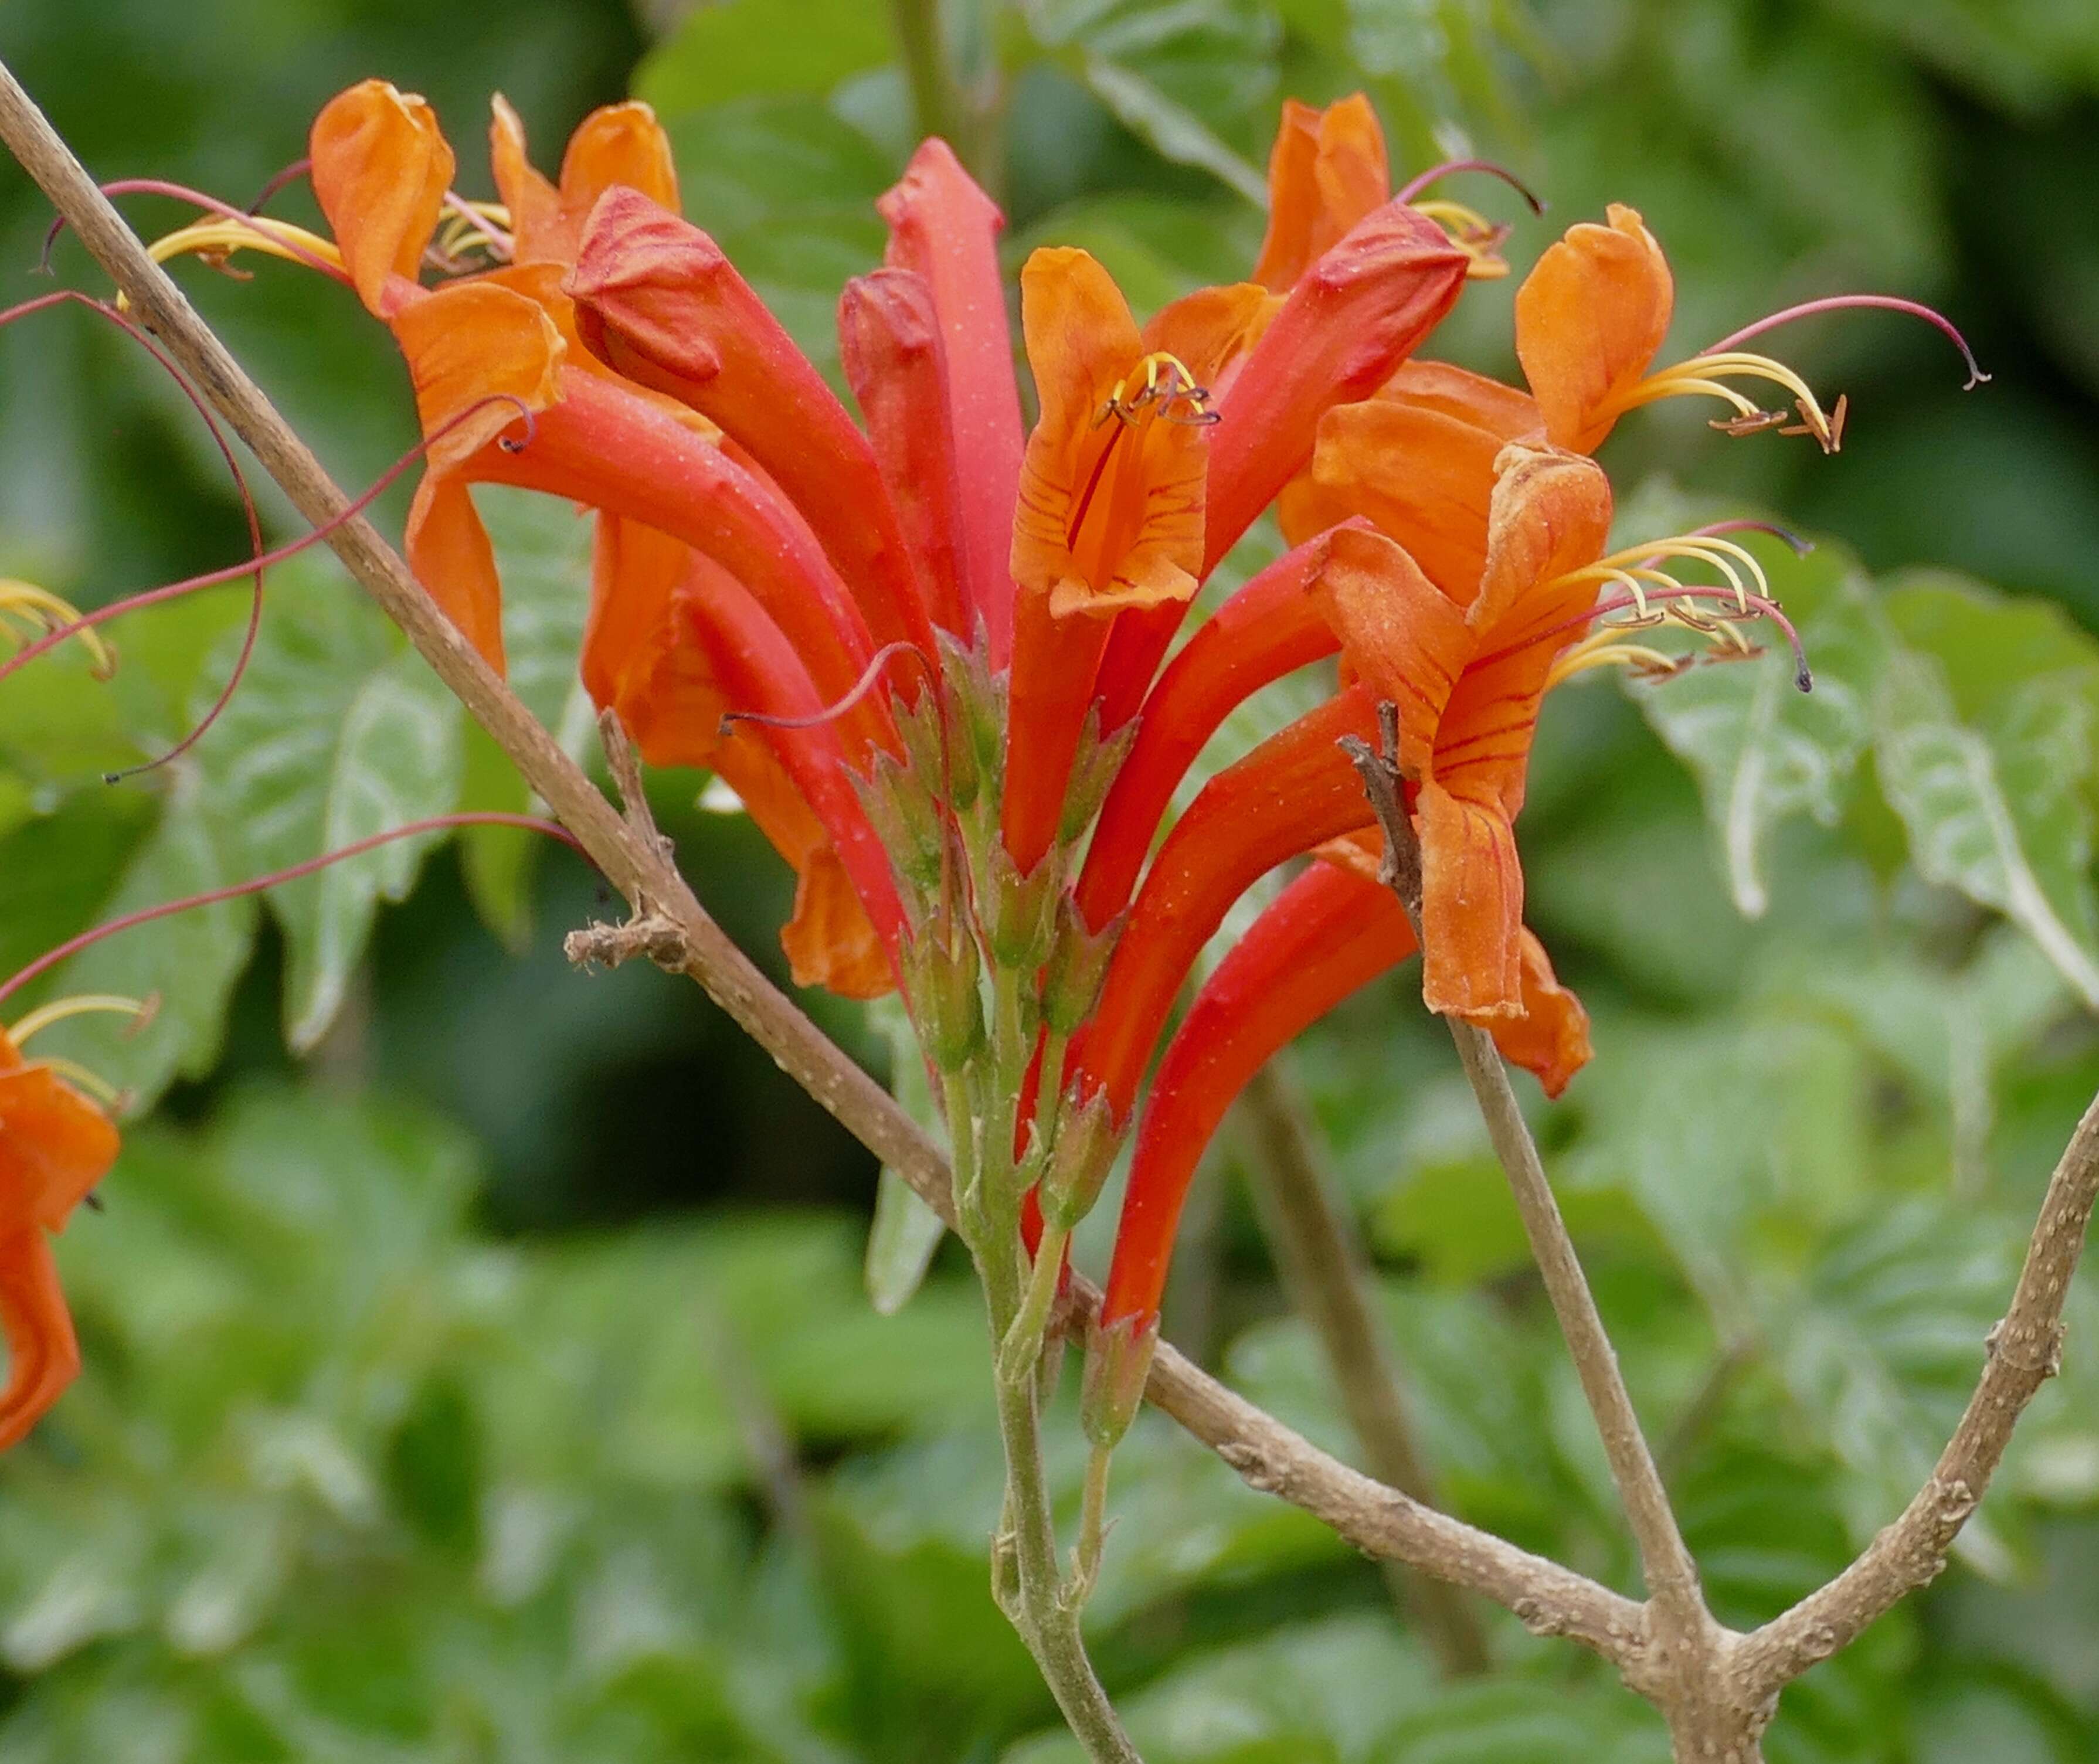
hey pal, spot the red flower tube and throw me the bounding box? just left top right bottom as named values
left=1073, top=528, right=1352, bottom=932
left=565, top=191, right=937, bottom=668
left=838, top=268, right=974, bottom=641
left=1071, top=684, right=1384, bottom=1122
left=878, top=140, right=1024, bottom=664
left=1099, top=849, right=1591, bottom=1335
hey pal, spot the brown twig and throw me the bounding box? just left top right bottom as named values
left=1238, top=1060, right=1493, bottom=1674
left=0, top=59, right=1653, bottom=1682
left=1342, top=705, right=1745, bottom=1755
left=1734, top=1087, right=2099, bottom=1699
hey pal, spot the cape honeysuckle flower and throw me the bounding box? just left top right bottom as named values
left=0, top=1007, right=125, bottom=1450
left=292, top=79, right=907, bottom=994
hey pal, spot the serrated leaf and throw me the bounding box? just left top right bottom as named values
left=1876, top=648, right=2099, bottom=1011
left=191, top=562, right=463, bottom=1050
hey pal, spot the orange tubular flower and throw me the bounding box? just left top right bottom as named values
left=0, top=1024, right=120, bottom=1450
left=1313, top=449, right=1613, bottom=1015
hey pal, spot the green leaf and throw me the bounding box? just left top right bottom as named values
left=33, top=764, right=254, bottom=1111
left=1874, top=645, right=2099, bottom=1011
left=190, top=560, right=464, bottom=1050
left=636, top=0, right=898, bottom=114
left=1626, top=542, right=1891, bottom=917
left=1076, top=56, right=1269, bottom=203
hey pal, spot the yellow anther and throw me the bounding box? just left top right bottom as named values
left=1096, top=351, right=1215, bottom=427
left=1411, top=199, right=1511, bottom=279
left=1602, top=349, right=1843, bottom=453
left=0, top=577, right=114, bottom=678
left=8, top=993, right=153, bottom=1048
left=1546, top=628, right=1686, bottom=689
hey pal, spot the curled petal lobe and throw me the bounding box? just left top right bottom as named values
left=1142, top=281, right=1276, bottom=392
left=0, top=1232, right=77, bottom=1452
left=1377, top=359, right=1541, bottom=436
left=311, top=79, right=454, bottom=316
left=1306, top=526, right=1472, bottom=772
left=1466, top=442, right=1615, bottom=642
left=780, top=845, right=893, bottom=1000
left=1251, top=94, right=1391, bottom=293
left=1300, top=397, right=1514, bottom=601
left=393, top=281, right=565, bottom=474
left=559, top=102, right=678, bottom=219
left=1416, top=777, right=1524, bottom=1017
left=1514, top=203, right=1673, bottom=453
left=491, top=95, right=678, bottom=267
left=489, top=94, right=561, bottom=258
left=1316, top=831, right=1590, bottom=1095
left=880, top=139, right=1023, bottom=660
left=405, top=476, right=507, bottom=668
left=1010, top=248, right=1205, bottom=618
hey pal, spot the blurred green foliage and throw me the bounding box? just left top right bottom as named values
left=6, top=0, right=2099, bottom=1758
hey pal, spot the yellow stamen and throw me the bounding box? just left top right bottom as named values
left=0, top=578, right=114, bottom=678
left=1546, top=628, right=1687, bottom=689
left=8, top=993, right=152, bottom=1047
left=1601, top=350, right=1843, bottom=453
left=21, top=1055, right=124, bottom=1108
left=143, top=216, right=344, bottom=279
left=1096, top=352, right=1215, bottom=427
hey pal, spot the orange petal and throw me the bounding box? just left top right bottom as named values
left=1416, top=776, right=1524, bottom=1017
left=1307, top=526, right=1473, bottom=774
left=311, top=79, right=455, bottom=316
left=405, top=474, right=505, bottom=669
left=1483, top=930, right=1591, bottom=1097
left=0, top=1230, right=79, bottom=1451
left=561, top=102, right=678, bottom=218
left=1251, top=94, right=1391, bottom=293
left=1142, top=281, right=1277, bottom=392
left=1313, top=831, right=1587, bottom=1091
left=780, top=844, right=894, bottom=1000
left=1466, top=442, right=1614, bottom=642
left=488, top=95, right=561, bottom=263
left=1011, top=248, right=1204, bottom=617
left=1423, top=444, right=1612, bottom=818
left=392, top=280, right=565, bottom=476
left=0, top=1046, right=120, bottom=1232
left=1513, top=203, right=1672, bottom=453
left=1305, top=397, right=1512, bottom=603
left=583, top=514, right=699, bottom=720
left=1378, top=359, right=1541, bottom=439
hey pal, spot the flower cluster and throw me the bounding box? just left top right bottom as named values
left=114, top=79, right=1965, bottom=1475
